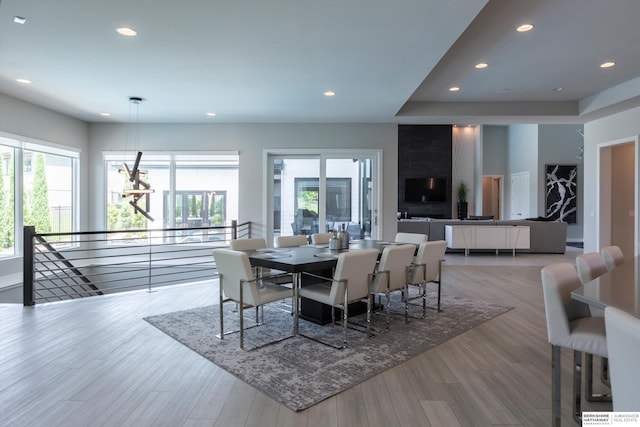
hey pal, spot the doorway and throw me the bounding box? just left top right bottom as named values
left=510, top=171, right=530, bottom=220
left=598, top=139, right=637, bottom=258
left=481, top=175, right=503, bottom=219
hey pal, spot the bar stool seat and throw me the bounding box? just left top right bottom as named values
left=541, top=262, right=611, bottom=425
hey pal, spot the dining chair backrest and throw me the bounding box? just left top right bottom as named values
left=409, top=240, right=447, bottom=284
left=275, top=235, right=308, bottom=248
left=311, top=233, right=332, bottom=245
left=540, top=262, right=592, bottom=348
left=605, top=306, right=640, bottom=411
left=213, top=249, right=258, bottom=305
left=575, top=252, right=608, bottom=285
left=371, top=244, right=415, bottom=293
left=394, top=232, right=428, bottom=245
left=328, top=249, right=379, bottom=305
left=600, top=245, right=624, bottom=271
left=229, top=238, right=267, bottom=251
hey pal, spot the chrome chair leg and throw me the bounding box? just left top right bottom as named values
left=585, top=354, right=612, bottom=402
left=573, top=350, right=583, bottom=424
left=551, top=345, right=561, bottom=427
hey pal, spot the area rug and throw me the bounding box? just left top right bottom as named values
left=144, top=290, right=510, bottom=412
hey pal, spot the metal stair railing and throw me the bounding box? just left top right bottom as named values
left=23, top=220, right=250, bottom=305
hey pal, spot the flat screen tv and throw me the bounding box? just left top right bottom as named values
left=405, top=177, right=447, bottom=202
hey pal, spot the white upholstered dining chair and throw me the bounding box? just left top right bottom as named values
left=298, top=248, right=379, bottom=349
left=394, top=232, right=428, bottom=245
left=604, top=306, right=640, bottom=412
left=229, top=237, right=267, bottom=251
left=370, top=244, right=416, bottom=327
left=275, top=235, right=308, bottom=248
left=600, top=245, right=624, bottom=271
left=213, top=248, right=294, bottom=350
left=541, top=262, right=610, bottom=425
left=407, top=240, right=447, bottom=315
left=576, top=252, right=608, bottom=285
left=310, top=232, right=332, bottom=245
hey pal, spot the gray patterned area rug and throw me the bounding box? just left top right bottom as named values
left=144, top=291, right=510, bottom=412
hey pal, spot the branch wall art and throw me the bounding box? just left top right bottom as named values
left=545, top=164, right=577, bottom=223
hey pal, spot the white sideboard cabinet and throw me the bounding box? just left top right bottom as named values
left=445, top=225, right=530, bottom=256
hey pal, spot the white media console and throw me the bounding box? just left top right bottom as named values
left=445, top=225, right=530, bottom=256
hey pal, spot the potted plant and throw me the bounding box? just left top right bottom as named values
left=456, top=181, right=468, bottom=219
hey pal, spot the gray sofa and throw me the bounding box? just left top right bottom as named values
left=397, top=218, right=568, bottom=254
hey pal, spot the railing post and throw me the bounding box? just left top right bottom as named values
left=23, top=226, right=35, bottom=306
left=231, top=220, right=237, bottom=240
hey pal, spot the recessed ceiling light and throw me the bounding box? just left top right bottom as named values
left=13, top=16, right=27, bottom=24
left=206, top=112, right=216, bottom=117
left=552, top=87, right=563, bottom=92
left=475, top=63, right=488, bottom=69
left=449, top=86, right=460, bottom=92
left=600, top=61, right=616, bottom=68
left=517, top=24, right=534, bottom=32
left=116, top=27, right=137, bottom=37
left=16, top=78, right=31, bottom=84
left=324, top=90, right=336, bottom=97
left=100, top=112, right=111, bottom=117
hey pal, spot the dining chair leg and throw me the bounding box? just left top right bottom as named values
left=239, top=284, right=245, bottom=350
left=403, top=284, right=409, bottom=324
left=385, top=289, right=391, bottom=330
left=366, top=297, right=372, bottom=337
left=219, top=276, right=225, bottom=340
left=342, top=290, right=348, bottom=348
left=585, top=354, right=612, bottom=402
left=421, top=281, right=427, bottom=318
left=436, top=260, right=443, bottom=312
left=601, top=357, right=610, bottom=387
left=551, top=345, right=561, bottom=427
left=573, top=350, right=583, bottom=424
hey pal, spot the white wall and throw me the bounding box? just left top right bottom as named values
left=452, top=126, right=477, bottom=216
left=507, top=125, right=539, bottom=218
left=584, top=105, right=640, bottom=252
left=538, top=124, right=584, bottom=241
left=89, top=123, right=399, bottom=241
left=0, top=94, right=89, bottom=281
left=482, top=125, right=508, bottom=175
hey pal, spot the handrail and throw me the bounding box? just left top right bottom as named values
left=23, top=220, right=252, bottom=305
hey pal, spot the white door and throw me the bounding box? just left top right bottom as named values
left=510, top=171, right=530, bottom=219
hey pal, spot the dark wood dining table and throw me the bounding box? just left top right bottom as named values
left=571, top=256, right=640, bottom=317
left=247, top=239, right=413, bottom=330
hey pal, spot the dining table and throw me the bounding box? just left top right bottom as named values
left=246, top=239, right=414, bottom=331
left=571, top=255, right=640, bottom=317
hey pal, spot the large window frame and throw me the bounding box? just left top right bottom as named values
left=0, top=132, right=80, bottom=258
left=264, top=149, right=382, bottom=243
left=103, top=151, right=238, bottom=240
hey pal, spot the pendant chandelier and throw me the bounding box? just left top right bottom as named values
left=119, top=96, right=155, bottom=221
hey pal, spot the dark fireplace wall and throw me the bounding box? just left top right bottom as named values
left=398, top=125, right=452, bottom=218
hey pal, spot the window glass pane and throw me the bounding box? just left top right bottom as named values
left=22, top=150, right=74, bottom=243
left=105, top=153, right=238, bottom=243
left=106, top=155, right=169, bottom=237
left=0, top=143, right=15, bottom=256
left=175, top=158, right=238, bottom=228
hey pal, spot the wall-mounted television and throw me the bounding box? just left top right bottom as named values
left=404, top=177, right=447, bottom=202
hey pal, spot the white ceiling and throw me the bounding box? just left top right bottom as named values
left=1, top=0, right=640, bottom=124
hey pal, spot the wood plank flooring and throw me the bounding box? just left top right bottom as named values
left=0, top=248, right=612, bottom=426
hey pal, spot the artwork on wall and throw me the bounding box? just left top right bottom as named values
left=545, top=164, right=577, bottom=223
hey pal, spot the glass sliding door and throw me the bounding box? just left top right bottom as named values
left=272, top=157, right=320, bottom=240
left=269, top=152, right=378, bottom=245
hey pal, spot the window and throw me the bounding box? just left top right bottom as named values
left=105, top=152, right=238, bottom=241
left=0, top=134, right=79, bottom=257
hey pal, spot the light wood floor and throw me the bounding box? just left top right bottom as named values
left=0, top=247, right=612, bottom=426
